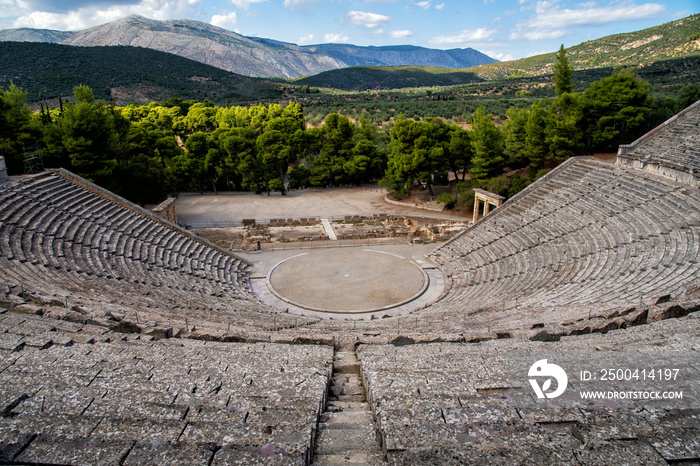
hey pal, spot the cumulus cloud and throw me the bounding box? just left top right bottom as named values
left=346, top=10, right=391, bottom=29
left=12, top=0, right=140, bottom=14
left=284, top=0, right=319, bottom=13
left=298, top=33, right=314, bottom=44
left=511, top=1, right=666, bottom=40
left=324, top=32, right=349, bottom=42
left=410, top=1, right=431, bottom=10
left=11, top=0, right=202, bottom=30
left=529, top=2, right=665, bottom=28
left=434, top=3, right=445, bottom=10
left=429, top=27, right=497, bottom=45
left=483, top=50, right=513, bottom=61
left=211, top=11, right=236, bottom=29
left=229, top=0, right=268, bottom=9
left=509, top=25, right=566, bottom=40
left=389, top=29, right=412, bottom=38
left=526, top=49, right=552, bottom=57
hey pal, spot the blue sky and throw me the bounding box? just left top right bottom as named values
left=1, top=0, right=697, bottom=61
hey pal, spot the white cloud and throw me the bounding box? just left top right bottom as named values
left=509, top=25, right=566, bottom=40
left=526, top=49, right=552, bottom=57
left=528, top=2, right=666, bottom=28
left=211, top=11, right=236, bottom=29
left=483, top=50, right=514, bottom=61
left=346, top=10, right=391, bottom=29
left=230, top=0, right=267, bottom=10
left=284, top=0, right=319, bottom=12
left=11, top=0, right=202, bottom=30
left=410, top=1, right=431, bottom=10
left=429, top=27, right=497, bottom=45
left=13, top=0, right=141, bottom=14
left=324, top=32, right=349, bottom=42
left=434, top=3, right=445, bottom=10
left=511, top=1, right=666, bottom=40
left=298, top=33, right=314, bottom=44
left=389, top=29, right=413, bottom=38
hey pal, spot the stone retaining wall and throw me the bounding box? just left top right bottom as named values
left=384, top=194, right=445, bottom=212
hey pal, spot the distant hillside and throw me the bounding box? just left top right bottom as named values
left=0, top=28, right=71, bottom=43
left=0, top=15, right=497, bottom=79
left=297, top=14, right=700, bottom=91
left=296, top=66, right=485, bottom=91
left=470, top=13, right=700, bottom=80
left=0, top=42, right=283, bottom=105
left=305, top=44, right=496, bottom=69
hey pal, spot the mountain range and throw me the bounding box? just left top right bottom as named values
left=0, top=15, right=498, bottom=79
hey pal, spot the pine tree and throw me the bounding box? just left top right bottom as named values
left=525, top=102, right=548, bottom=172
left=503, top=106, right=529, bottom=169
left=553, top=45, right=573, bottom=96
left=469, top=107, right=504, bottom=183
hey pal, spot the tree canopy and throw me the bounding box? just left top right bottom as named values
left=0, top=67, right=686, bottom=206
left=553, top=45, right=574, bottom=96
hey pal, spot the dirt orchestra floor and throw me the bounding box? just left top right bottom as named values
left=267, top=248, right=427, bottom=312
left=174, top=184, right=468, bottom=226
left=239, top=243, right=442, bottom=319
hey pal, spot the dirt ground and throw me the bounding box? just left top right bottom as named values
left=175, top=183, right=469, bottom=227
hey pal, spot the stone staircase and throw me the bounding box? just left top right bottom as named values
left=313, top=346, right=385, bottom=465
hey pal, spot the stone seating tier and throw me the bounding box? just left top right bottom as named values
left=357, top=311, right=700, bottom=464
left=1, top=154, right=700, bottom=344
left=617, top=100, right=700, bottom=184
left=0, top=171, right=324, bottom=336
left=0, top=309, right=333, bottom=465
left=423, top=158, right=700, bottom=334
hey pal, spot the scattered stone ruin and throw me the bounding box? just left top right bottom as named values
left=193, top=214, right=466, bottom=251
left=0, top=156, right=8, bottom=183
left=151, top=197, right=177, bottom=224
left=472, top=187, right=504, bottom=223
left=0, top=102, right=699, bottom=464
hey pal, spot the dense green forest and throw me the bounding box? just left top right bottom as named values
left=295, top=66, right=486, bottom=91
left=2, top=47, right=699, bottom=210
left=0, top=42, right=285, bottom=105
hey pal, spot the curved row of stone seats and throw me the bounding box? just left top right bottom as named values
left=425, top=157, right=700, bottom=334
left=0, top=170, right=320, bottom=337
left=0, top=307, right=333, bottom=465
left=357, top=310, right=700, bottom=465
left=617, top=100, right=700, bottom=186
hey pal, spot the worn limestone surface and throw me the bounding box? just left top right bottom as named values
left=358, top=312, right=700, bottom=465
left=0, top=103, right=699, bottom=464
left=0, top=312, right=333, bottom=465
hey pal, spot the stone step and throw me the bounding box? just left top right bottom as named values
left=333, top=354, right=361, bottom=374
left=314, top=424, right=381, bottom=454
left=328, top=401, right=366, bottom=410
left=335, top=364, right=361, bottom=374
left=313, top=451, right=385, bottom=465
left=334, top=394, right=365, bottom=402
left=313, top=349, right=385, bottom=465
left=321, top=409, right=375, bottom=426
